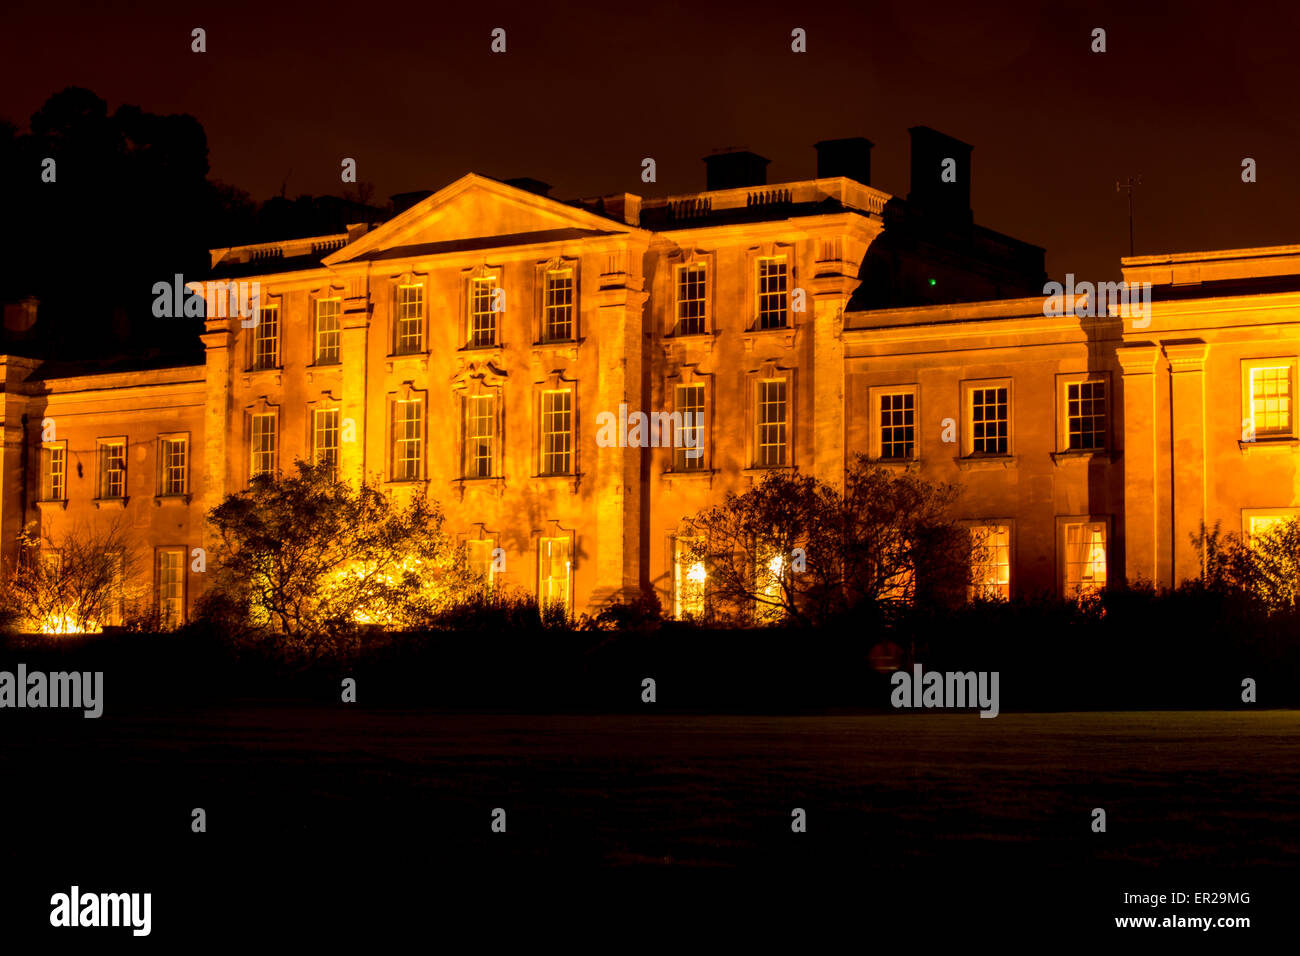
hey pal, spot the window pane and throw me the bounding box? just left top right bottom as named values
left=538, top=537, right=571, bottom=612
left=541, top=390, right=572, bottom=475
left=470, top=277, right=497, bottom=348
left=250, top=414, right=276, bottom=479
left=674, top=536, right=706, bottom=619
left=315, top=298, right=341, bottom=364
left=1065, top=522, right=1107, bottom=597
left=393, top=400, right=423, bottom=480
left=158, top=550, right=185, bottom=628
left=879, top=392, right=915, bottom=459
left=314, top=409, right=340, bottom=479
left=969, top=525, right=1010, bottom=601
left=757, top=379, right=788, bottom=466
left=543, top=270, right=573, bottom=342
left=161, top=438, right=188, bottom=495
left=396, top=285, right=424, bottom=354
left=674, top=384, right=706, bottom=470
left=676, top=264, right=706, bottom=335
left=253, top=304, right=278, bottom=370
left=99, top=440, right=126, bottom=498
left=468, top=539, right=496, bottom=592
left=757, top=258, right=788, bottom=329
left=467, top=394, right=495, bottom=478
left=1251, top=366, right=1292, bottom=436
left=43, top=445, right=66, bottom=501
left=1067, top=381, right=1106, bottom=450
left=971, top=386, right=1008, bottom=454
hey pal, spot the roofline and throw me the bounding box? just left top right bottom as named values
left=1122, top=244, right=1300, bottom=267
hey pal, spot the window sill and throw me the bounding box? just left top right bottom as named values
left=385, top=478, right=428, bottom=488
left=1240, top=438, right=1299, bottom=455
left=154, top=494, right=191, bottom=507
left=742, top=465, right=796, bottom=476
left=460, top=343, right=504, bottom=353
left=35, top=499, right=68, bottom=511
left=955, top=455, right=1017, bottom=471
left=94, top=497, right=128, bottom=509
left=662, top=467, right=716, bottom=483
left=1050, top=449, right=1118, bottom=465
left=870, top=456, right=918, bottom=468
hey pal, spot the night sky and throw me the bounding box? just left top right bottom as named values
left=3, top=0, right=1297, bottom=281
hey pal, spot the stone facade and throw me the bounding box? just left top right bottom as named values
left=3, top=135, right=1296, bottom=626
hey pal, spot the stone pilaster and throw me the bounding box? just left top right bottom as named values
left=199, top=314, right=236, bottom=565
left=591, top=243, right=649, bottom=609
left=340, top=278, right=373, bottom=485
left=1116, top=344, right=1161, bottom=586
left=1164, top=340, right=1210, bottom=586
left=810, top=274, right=856, bottom=491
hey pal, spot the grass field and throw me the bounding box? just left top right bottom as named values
left=3, top=707, right=1295, bottom=937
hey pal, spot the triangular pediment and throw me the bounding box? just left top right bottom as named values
left=324, top=174, right=635, bottom=266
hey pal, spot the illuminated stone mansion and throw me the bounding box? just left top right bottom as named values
left=2, top=128, right=1297, bottom=626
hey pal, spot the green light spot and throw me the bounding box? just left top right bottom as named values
left=929, top=278, right=937, bottom=286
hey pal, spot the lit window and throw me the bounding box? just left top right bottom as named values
left=756, top=257, right=788, bottom=329
left=1064, top=521, right=1107, bottom=597
left=97, top=438, right=126, bottom=499
left=757, top=379, right=788, bottom=467
left=541, top=390, right=572, bottom=475
left=313, top=409, right=340, bottom=480
left=543, top=270, right=573, bottom=342
left=1067, top=380, right=1106, bottom=451
left=159, top=437, right=188, bottom=495
left=676, top=264, right=707, bottom=335
left=674, top=384, right=706, bottom=471
left=392, top=399, right=423, bottom=481
left=252, top=303, right=279, bottom=370
left=105, top=550, right=125, bottom=627
left=470, top=277, right=497, bottom=348
left=674, top=536, right=706, bottom=619
left=970, top=386, right=1009, bottom=455
left=879, top=392, right=915, bottom=460
left=969, top=524, right=1010, bottom=601
left=1250, top=365, right=1292, bottom=438
left=250, top=413, right=276, bottom=479
left=315, top=297, right=341, bottom=364
left=396, top=284, right=424, bottom=354
left=41, top=442, right=66, bottom=501
left=755, top=545, right=787, bottom=623
left=466, top=394, right=495, bottom=479
left=467, top=539, right=497, bottom=592
left=1247, top=513, right=1295, bottom=544
left=158, top=549, right=185, bottom=629
left=538, top=536, right=572, bottom=614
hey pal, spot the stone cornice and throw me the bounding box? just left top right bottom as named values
left=1163, top=340, right=1209, bottom=372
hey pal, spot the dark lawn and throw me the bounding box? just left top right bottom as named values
left=3, top=708, right=1295, bottom=938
